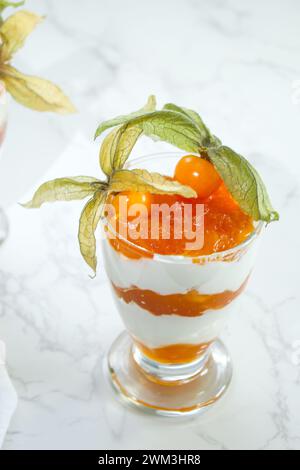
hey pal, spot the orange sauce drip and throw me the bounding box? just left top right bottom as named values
left=135, top=340, right=212, bottom=364
left=107, top=183, right=254, bottom=259
left=112, top=275, right=249, bottom=317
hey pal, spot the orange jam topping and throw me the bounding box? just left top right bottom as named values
left=107, top=183, right=254, bottom=258
left=106, top=155, right=254, bottom=258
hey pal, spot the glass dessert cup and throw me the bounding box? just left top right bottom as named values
left=0, top=83, right=9, bottom=245
left=102, top=153, right=264, bottom=416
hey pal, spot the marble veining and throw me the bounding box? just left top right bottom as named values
left=0, top=0, right=299, bottom=450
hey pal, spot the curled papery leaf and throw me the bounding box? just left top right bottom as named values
left=163, top=103, right=214, bottom=146
left=96, top=109, right=201, bottom=154
left=109, top=168, right=197, bottom=198
left=1, top=65, right=76, bottom=113
left=98, top=95, right=156, bottom=176
left=95, top=95, right=156, bottom=140
left=207, top=146, right=279, bottom=222
left=112, top=96, right=157, bottom=171
left=100, top=125, right=145, bottom=177
left=22, top=176, right=102, bottom=208
left=78, top=191, right=106, bottom=272
left=128, top=111, right=203, bottom=152
left=0, top=10, right=42, bottom=61
left=111, top=125, right=143, bottom=172
left=99, top=127, right=122, bottom=177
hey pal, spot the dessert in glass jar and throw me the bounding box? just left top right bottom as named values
left=102, top=153, right=263, bottom=414
left=24, top=96, right=278, bottom=416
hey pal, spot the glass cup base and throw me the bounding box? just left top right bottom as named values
left=107, top=331, right=232, bottom=417
left=0, top=207, right=8, bottom=245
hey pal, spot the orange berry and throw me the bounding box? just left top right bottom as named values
left=111, top=191, right=152, bottom=219
left=174, top=155, right=222, bottom=199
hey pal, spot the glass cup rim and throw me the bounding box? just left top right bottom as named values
left=103, top=151, right=265, bottom=264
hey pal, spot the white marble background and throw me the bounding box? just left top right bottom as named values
left=0, top=0, right=299, bottom=450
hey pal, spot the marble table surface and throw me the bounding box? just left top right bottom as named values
left=0, top=0, right=299, bottom=450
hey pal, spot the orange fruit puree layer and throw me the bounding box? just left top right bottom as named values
left=112, top=275, right=249, bottom=317
left=134, top=340, right=212, bottom=364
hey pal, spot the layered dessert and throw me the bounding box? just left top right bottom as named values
left=25, top=96, right=278, bottom=411
left=103, top=154, right=260, bottom=365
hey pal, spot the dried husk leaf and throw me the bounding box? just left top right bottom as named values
left=109, top=168, right=197, bottom=198
left=99, top=95, right=156, bottom=176
left=99, top=126, right=123, bottom=177
left=0, top=10, right=42, bottom=61
left=22, top=176, right=102, bottom=208
left=95, top=95, right=156, bottom=140
left=96, top=109, right=201, bottom=153
left=1, top=64, right=76, bottom=113
left=163, top=103, right=213, bottom=145
left=78, top=190, right=106, bottom=272
left=207, top=146, right=279, bottom=222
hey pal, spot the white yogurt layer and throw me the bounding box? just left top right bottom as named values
left=103, top=239, right=257, bottom=295
left=103, top=233, right=260, bottom=348
left=112, top=295, right=240, bottom=348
